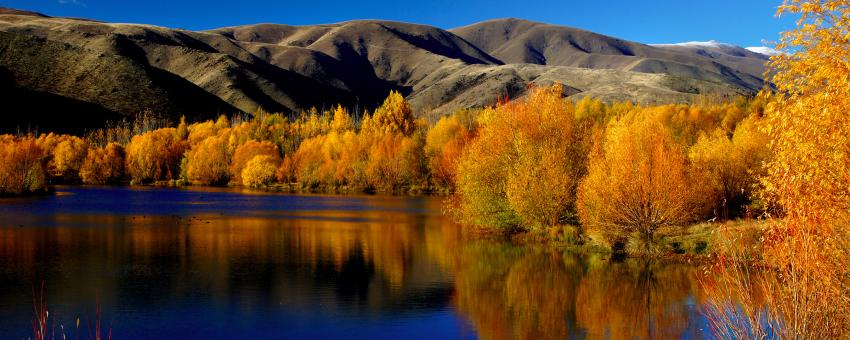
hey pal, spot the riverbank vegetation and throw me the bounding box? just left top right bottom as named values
left=700, top=0, right=850, bottom=338
left=0, top=86, right=770, bottom=252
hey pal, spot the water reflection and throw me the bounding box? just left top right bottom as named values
left=0, top=186, right=710, bottom=339
left=445, top=241, right=707, bottom=339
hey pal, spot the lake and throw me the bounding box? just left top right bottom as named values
left=0, top=186, right=711, bottom=339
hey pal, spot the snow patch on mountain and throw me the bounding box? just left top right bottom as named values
left=650, top=40, right=736, bottom=48
left=745, top=46, right=782, bottom=56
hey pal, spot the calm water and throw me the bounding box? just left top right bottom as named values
left=0, top=186, right=711, bottom=339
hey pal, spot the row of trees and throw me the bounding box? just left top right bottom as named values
left=452, top=85, right=769, bottom=250
left=0, top=87, right=769, bottom=234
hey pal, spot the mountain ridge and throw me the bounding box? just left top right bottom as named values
left=0, top=8, right=768, bottom=132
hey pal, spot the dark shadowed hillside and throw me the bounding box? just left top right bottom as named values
left=0, top=9, right=769, bottom=131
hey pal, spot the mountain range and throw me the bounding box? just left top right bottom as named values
left=0, top=8, right=770, bottom=132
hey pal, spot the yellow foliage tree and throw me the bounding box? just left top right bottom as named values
left=125, top=128, right=187, bottom=184
left=51, top=136, right=89, bottom=181
left=362, top=91, right=416, bottom=136
left=80, top=143, right=125, bottom=185
left=456, top=85, right=583, bottom=229
left=330, top=104, right=354, bottom=133
left=689, top=115, right=769, bottom=219
left=424, top=115, right=471, bottom=189
left=186, top=135, right=231, bottom=185
left=0, top=137, right=47, bottom=194
left=708, top=1, right=850, bottom=338
left=577, top=113, right=706, bottom=246
left=241, top=155, right=281, bottom=188
left=230, top=140, right=280, bottom=184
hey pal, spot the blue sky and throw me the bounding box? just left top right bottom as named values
left=1, top=0, right=794, bottom=47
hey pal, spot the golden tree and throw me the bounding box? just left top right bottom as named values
left=0, top=137, right=47, bottom=194
left=578, top=113, right=705, bottom=246
left=456, top=85, right=582, bottom=229
left=186, top=135, right=231, bottom=185
left=242, top=155, right=280, bottom=188
left=51, top=136, right=89, bottom=182
left=689, top=115, right=769, bottom=219
left=424, top=115, right=471, bottom=189
left=125, top=128, right=187, bottom=184
left=362, top=91, right=416, bottom=136
left=80, top=143, right=125, bottom=185
left=365, top=133, right=425, bottom=192
left=230, top=140, right=280, bottom=184
left=708, top=0, right=850, bottom=337
left=330, top=104, right=354, bottom=133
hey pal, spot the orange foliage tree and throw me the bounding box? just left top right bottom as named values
left=704, top=0, right=850, bottom=338
left=50, top=136, right=89, bottom=182
left=242, top=155, right=281, bottom=187
left=424, top=115, right=472, bottom=189
left=577, top=113, right=707, bottom=247
left=185, top=135, right=231, bottom=185
left=365, top=133, right=425, bottom=192
left=689, top=115, right=769, bottom=219
left=456, top=85, right=584, bottom=229
left=230, top=140, right=280, bottom=185
left=125, top=128, right=187, bottom=184
left=80, top=143, right=125, bottom=185
left=0, top=137, right=47, bottom=194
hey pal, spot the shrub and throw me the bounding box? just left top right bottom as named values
left=125, top=128, right=187, bottom=184
left=577, top=113, right=707, bottom=246
left=80, top=143, right=125, bottom=185
left=51, top=136, right=89, bottom=182
left=455, top=85, right=583, bottom=230
left=230, top=140, right=280, bottom=184
left=424, top=115, right=471, bottom=189
left=242, top=155, right=280, bottom=188
left=185, top=135, right=230, bottom=185
left=0, top=137, right=47, bottom=194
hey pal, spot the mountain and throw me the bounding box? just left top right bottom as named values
left=450, top=19, right=767, bottom=91
left=0, top=9, right=768, bottom=132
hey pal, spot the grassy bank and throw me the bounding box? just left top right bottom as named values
left=484, top=219, right=770, bottom=261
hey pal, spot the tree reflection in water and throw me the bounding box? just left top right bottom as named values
left=444, top=241, right=702, bottom=339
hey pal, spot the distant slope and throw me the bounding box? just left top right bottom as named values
left=450, top=18, right=766, bottom=91
left=0, top=9, right=767, bottom=131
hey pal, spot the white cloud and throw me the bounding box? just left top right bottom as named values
left=58, top=0, right=87, bottom=7
left=650, top=40, right=736, bottom=48
left=745, top=46, right=782, bottom=56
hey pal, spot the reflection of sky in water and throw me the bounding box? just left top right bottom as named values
left=0, top=186, right=712, bottom=339
left=0, top=186, right=440, bottom=227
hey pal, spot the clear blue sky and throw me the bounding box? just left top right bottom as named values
left=1, top=0, right=794, bottom=47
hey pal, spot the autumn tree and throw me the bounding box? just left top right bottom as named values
left=706, top=1, right=850, bottom=338
left=125, top=128, right=187, bottom=184
left=577, top=113, right=706, bottom=246
left=456, top=85, right=584, bottom=229
left=330, top=104, right=354, bottom=133
left=242, top=155, right=280, bottom=188
left=230, top=140, right=280, bottom=184
left=185, top=135, right=231, bottom=186
left=689, top=115, right=769, bottom=219
left=362, top=91, right=416, bottom=136
left=0, top=137, right=47, bottom=194
left=424, top=115, right=471, bottom=189
left=366, top=133, right=425, bottom=192
left=80, top=143, right=125, bottom=185
left=50, top=136, right=89, bottom=182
